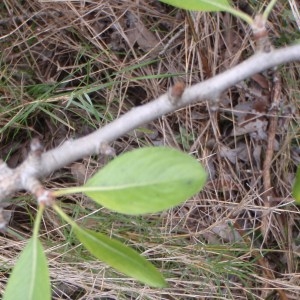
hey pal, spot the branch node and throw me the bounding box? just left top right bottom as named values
left=168, top=81, right=185, bottom=105
left=208, top=97, right=220, bottom=112
left=36, top=188, right=54, bottom=206
left=252, top=14, right=272, bottom=53
left=99, top=142, right=116, bottom=157
left=30, top=138, right=44, bottom=156
left=0, top=208, right=8, bottom=230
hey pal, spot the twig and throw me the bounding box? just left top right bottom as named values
left=289, top=0, right=300, bottom=31
left=0, top=10, right=62, bottom=26
left=252, top=15, right=288, bottom=300
left=233, top=222, right=288, bottom=300
left=0, top=44, right=300, bottom=203
left=262, top=69, right=282, bottom=196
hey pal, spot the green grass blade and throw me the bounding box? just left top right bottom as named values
left=292, top=165, right=300, bottom=203
left=81, top=147, right=207, bottom=215
left=3, top=237, right=51, bottom=300
left=74, top=227, right=166, bottom=288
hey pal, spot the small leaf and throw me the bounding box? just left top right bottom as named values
left=3, top=237, right=51, bottom=300
left=74, top=227, right=166, bottom=287
left=83, top=147, right=207, bottom=215
left=159, top=0, right=231, bottom=12
left=292, top=165, right=300, bottom=204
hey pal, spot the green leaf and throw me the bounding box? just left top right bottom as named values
left=83, top=147, right=207, bottom=215
left=158, top=0, right=254, bottom=25
left=159, top=0, right=231, bottom=12
left=292, top=165, right=300, bottom=204
left=74, top=227, right=166, bottom=287
left=3, top=237, right=51, bottom=300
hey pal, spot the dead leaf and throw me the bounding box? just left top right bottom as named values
left=219, top=143, right=249, bottom=164
left=251, top=73, right=270, bottom=90
left=109, top=31, right=126, bottom=51
left=253, top=144, right=262, bottom=167
left=231, top=118, right=268, bottom=140
left=125, top=11, right=162, bottom=54
left=206, top=175, right=240, bottom=192
left=210, top=220, right=242, bottom=243
left=70, top=163, right=87, bottom=185
left=231, top=99, right=269, bottom=140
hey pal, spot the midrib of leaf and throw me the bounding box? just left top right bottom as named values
left=77, top=228, right=139, bottom=264
left=28, top=205, right=45, bottom=299
left=87, top=178, right=195, bottom=190
left=194, top=0, right=253, bottom=24
left=28, top=238, right=38, bottom=299
left=54, top=178, right=200, bottom=196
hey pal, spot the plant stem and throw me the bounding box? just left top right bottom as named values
left=226, top=6, right=254, bottom=25
left=263, top=0, right=278, bottom=20
left=53, top=187, right=87, bottom=197
left=33, top=205, right=45, bottom=239
left=53, top=204, right=78, bottom=229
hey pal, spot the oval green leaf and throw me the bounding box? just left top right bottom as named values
left=83, top=147, right=207, bottom=215
left=292, top=165, right=300, bottom=204
left=159, top=0, right=231, bottom=12
left=3, top=237, right=51, bottom=300
left=74, top=226, right=166, bottom=288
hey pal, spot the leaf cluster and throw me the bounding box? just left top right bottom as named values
left=3, top=147, right=207, bottom=299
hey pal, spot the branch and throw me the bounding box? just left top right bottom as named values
left=1, top=44, right=300, bottom=203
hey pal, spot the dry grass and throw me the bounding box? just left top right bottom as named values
left=1, top=0, right=300, bottom=299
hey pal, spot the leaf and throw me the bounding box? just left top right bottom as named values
left=83, top=147, right=207, bottom=215
left=292, top=165, right=300, bottom=204
left=73, top=226, right=166, bottom=287
left=159, top=0, right=254, bottom=25
left=159, top=0, right=231, bottom=12
left=3, top=237, right=51, bottom=300
left=126, top=11, right=162, bottom=53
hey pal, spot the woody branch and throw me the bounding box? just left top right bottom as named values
left=1, top=43, right=300, bottom=203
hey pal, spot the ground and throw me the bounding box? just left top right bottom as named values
left=1, top=0, right=300, bottom=299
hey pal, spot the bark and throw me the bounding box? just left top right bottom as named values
left=1, top=44, right=300, bottom=203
